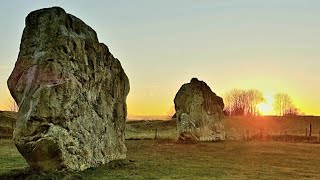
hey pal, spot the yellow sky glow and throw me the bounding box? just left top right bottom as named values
left=1, top=75, right=318, bottom=116
left=0, top=1, right=320, bottom=117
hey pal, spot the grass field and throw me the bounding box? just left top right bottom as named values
left=1, top=139, right=320, bottom=179
left=225, top=116, right=320, bottom=139
left=0, top=111, right=16, bottom=139
left=1, top=112, right=320, bottom=179
left=2, top=111, right=320, bottom=141
left=126, top=116, right=320, bottom=141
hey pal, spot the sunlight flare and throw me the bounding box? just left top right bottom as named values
left=257, top=94, right=274, bottom=115
left=257, top=103, right=273, bottom=115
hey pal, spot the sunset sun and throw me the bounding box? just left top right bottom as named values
left=1, top=1, right=320, bottom=179
left=257, top=102, right=273, bottom=115
left=257, top=94, right=274, bottom=115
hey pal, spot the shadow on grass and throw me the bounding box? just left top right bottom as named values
left=0, top=168, right=83, bottom=180
left=0, top=160, right=136, bottom=180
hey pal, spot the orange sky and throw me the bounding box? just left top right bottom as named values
left=0, top=1, right=320, bottom=116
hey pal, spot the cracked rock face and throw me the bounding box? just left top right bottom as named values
left=7, top=7, right=129, bottom=173
left=174, top=78, right=225, bottom=141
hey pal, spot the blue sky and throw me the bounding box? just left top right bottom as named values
left=1, top=0, right=320, bottom=115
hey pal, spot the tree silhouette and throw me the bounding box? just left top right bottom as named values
left=273, top=93, right=294, bottom=116
left=246, top=89, right=265, bottom=116
left=284, top=106, right=299, bottom=116
left=224, top=89, right=264, bottom=116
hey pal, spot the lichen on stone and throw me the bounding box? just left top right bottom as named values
left=174, top=78, right=225, bottom=141
left=7, top=7, right=129, bottom=173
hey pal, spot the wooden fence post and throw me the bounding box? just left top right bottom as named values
left=309, top=124, right=312, bottom=143
left=309, top=124, right=312, bottom=137
left=155, top=128, right=158, bottom=139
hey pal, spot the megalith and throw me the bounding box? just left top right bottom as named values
left=7, top=7, right=129, bottom=172
left=174, top=78, right=225, bottom=141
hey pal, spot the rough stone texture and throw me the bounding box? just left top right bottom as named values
left=7, top=7, right=129, bottom=173
left=174, top=78, right=225, bottom=141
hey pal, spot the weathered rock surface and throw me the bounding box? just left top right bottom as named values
left=7, top=7, right=129, bottom=173
left=174, top=78, right=225, bottom=141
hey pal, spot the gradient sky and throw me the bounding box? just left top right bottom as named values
left=0, top=0, right=320, bottom=116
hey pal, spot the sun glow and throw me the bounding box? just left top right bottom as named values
left=257, top=94, right=275, bottom=116
left=257, top=103, right=273, bottom=115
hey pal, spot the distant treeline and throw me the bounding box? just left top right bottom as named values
left=223, top=89, right=300, bottom=116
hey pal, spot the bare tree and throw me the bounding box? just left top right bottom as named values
left=284, top=106, right=300, bottom=116
left=224, top=89, right=246, bottom=116
left=224, top=89, right=264, bottom=116
left=246, top=89, right=264, bottom=116
left=273, top=93, right=293, bottom=116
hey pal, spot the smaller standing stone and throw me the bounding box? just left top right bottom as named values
left=174, top=78, right=225, bottom=141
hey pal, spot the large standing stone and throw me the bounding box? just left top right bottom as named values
left=7, top=7, right=129, bottom=173
left=174, top=78, right=225, bottom=141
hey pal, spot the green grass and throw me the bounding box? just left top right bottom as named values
left=0, top=140, right=28, bottom=174
left=225, top=116, right=320, bottom=138
left=0, top=111, right=16, bottom=139
left=1, top=139, right=320, bottom=179
left=126, top=120, right=178, bottom=140
left=82, top=140, right=320, bottom=179
left=2, top=112, right=320, bottom=140
left=2, top=115, right=320, bottom=179
left=126, top=116, right=320, bottom=142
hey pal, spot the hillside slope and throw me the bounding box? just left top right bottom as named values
left=1, top=112, right=320, bottom=140
left=126, top=116, right=320, bottom=140
left=0, top=111, right=17, bottom=138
